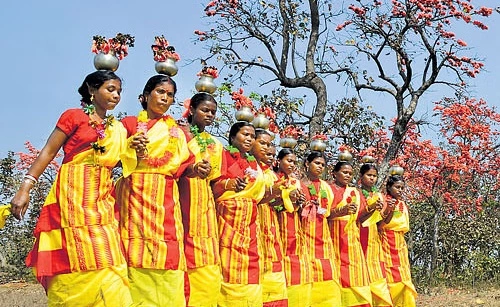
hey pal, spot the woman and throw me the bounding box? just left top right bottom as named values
left=178, top=92, right=224, bottom=307
left=115, top=75, right=208, bottom=306
left=10, top=70, right=133, bottom=306
left=212, top=121, right=266, bottom=307
left=358, top=163, right=393, bottom=307
left=300, top=151, right=341, bottom=307
left=329, top=160, right=372, bottom=307
left=379, top=175, right=417, bottom=307
left=251, top=130, right=288, bottom=306
left=274, top=148, right=313, bottom=307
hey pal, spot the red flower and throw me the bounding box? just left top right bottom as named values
left=280, top=125, right=304, bottom=138
left=92, top=33, right=135, bottom=60
left=311, top=133, right=328, bottom=141
left=151, top=35, right=181, bottom=62
left=231, top=88, right=254, bottom=110
left=198, top=66, right=219, bottom=78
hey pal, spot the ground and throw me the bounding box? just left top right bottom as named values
left=0, top=282, right=499, bottom=306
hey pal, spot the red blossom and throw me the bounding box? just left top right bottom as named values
left=256, top=106, right=276, bottom=120
left=231, top=88, right=254, bottom=110
left=280, top=125, right=304, bottom=139
left=151, top=35, right=181, bottom=62
left=311, top=133, right=328, bottom=141
left=92, top=33, right=135, bottom=60
left=198, top=66, right=219, bottom=78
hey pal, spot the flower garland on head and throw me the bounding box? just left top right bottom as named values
left=136, top=110, right=180, bottom=167
left=190, top=124, right=215, bottom=153
left=83, top=104, right=114, bottom=154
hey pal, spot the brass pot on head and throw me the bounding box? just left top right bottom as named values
left=310, top=139, right=327, bottom=152
left=338, top=150, right=353, bottom=162
left=235, top=106, right=254, bottom=122
left=155, top=57, right=178, bottom=76
left=389, top=165, right=404, bottom=176
left=280, top=136, right=298, bottom=149
left=94, top=52, right=119, bottom=72
left=195, top=74, right=217, bottom=94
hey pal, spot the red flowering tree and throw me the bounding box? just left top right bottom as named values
left=0, top=142, right=61, bottom=281
left=196, top=0, right=494, bottom=177
left=336, top=0, right=493, bottom=176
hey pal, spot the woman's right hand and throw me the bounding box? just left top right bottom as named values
left=227, top=177, right=247, bottom=192
left=10, top=185, right=31, bottom=220
left=130, top=132, right=149, bottom=155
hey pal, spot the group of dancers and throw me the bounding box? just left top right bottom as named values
left=9, top=65, right=417, bottom=307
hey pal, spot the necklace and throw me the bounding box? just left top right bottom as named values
left=83, top=104, right=114, bottom=153
left=189, top=124, right=215, bottom=153
left=304, top=180, right=328, bottom=216
left=136, top=110, right=180, bottom=167
left=226, top=145, right=258, bottom=181
left=361, top=186, right=378, bottom=199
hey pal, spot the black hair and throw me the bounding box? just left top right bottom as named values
left=228, top=121, right=255, bottom=146
left=304, top=151, right=326, bottom=166
left=386, top=175, right=405, bottom=194
left=188, top=92, right=217, bottom=123
left=255, top=128, right=272, bottom=139
left=359, top=163, right=378, bottom=176
left=333, top=161, right=352, bottom=173
left=274, top=148, right=295, bottom=172
left=78, top=70, right=121, bottom=105
left=139, top=75, right=177, bottom=110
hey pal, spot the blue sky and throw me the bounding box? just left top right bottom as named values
left=0, top=1, right=499, bottom=158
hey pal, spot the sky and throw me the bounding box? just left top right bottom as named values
left=0, top=1, right=499, bottom=158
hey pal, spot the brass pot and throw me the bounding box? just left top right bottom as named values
left=389, top=165, right=404, bottom=176
left=195, top=74, right=217, bottom=94
left=310, top=139, right=327, bottom=152
left=252, top=113, right=270, bottom=129
left=235, top=106, right=254, bottom=122
left=94, top=52, right=119, bottom=72
left=280, top=136, right=297, bottom=149
left=155, top=58, right=178, bottom=76
left=338, top=150, right=353, bottom=162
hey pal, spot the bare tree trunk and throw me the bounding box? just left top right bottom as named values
left=431, top=205, right=441, bottom=274
left=308, top=74, right=327, bottom=136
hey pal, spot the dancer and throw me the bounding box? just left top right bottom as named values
left=329, top=155, right=372, bottom=307
left=212, top=121, right=266, bottom=307
left=115, top=75, right=208, bottom=306
left=275, top=148, right=313, bottom=307
left=379, top=171, right=417, bottom=307
left=300, top=151, right=341, bottom=307
left=179, top=92, right=224, bottom=307
left=10, top=70, right=132, bottom=306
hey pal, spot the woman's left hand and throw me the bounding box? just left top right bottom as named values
left=194, top=160, right=212, bottom=179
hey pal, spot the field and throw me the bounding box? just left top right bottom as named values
left=1, top=282, right=499, bottom=306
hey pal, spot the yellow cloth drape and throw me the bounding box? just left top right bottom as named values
left=0, top=204, right=11, bottom=229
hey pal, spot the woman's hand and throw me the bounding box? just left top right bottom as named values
left=194, top=160, right=212, bottom=179
left=346, top=202, right=358, bottom=215
left=226, top=177, right=247, bottom=192
left=374, top=198, right=384, bottom=211
left=130, top=132, right=149, bottom=157
left=10, top=184, right=32, bottom=220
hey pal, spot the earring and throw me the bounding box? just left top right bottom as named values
left=90, top=94, right=94, bottom=102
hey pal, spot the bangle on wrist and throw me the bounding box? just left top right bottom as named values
left=224, top=179, right=230, bottom=190
left=24, top=174, right=38, bottom=185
